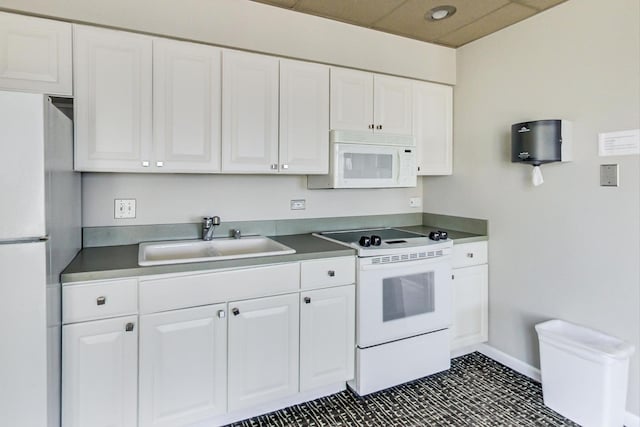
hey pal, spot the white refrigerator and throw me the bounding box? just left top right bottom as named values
left=0, top=90, right=81, bottom=427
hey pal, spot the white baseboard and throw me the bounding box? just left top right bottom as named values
left=450, top=343, right=482, bottom=359
left=476, top=343, right=541, bottom=382
left=476, top=343, right=639, bottom=427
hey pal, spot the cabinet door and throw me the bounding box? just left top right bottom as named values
left=300, top=285, right=355, bottom=391
left=62, top=315, right=138, bottom=427
left=373, top=74, right=412, bottom=135
left=153, top=38, right=221, bottom=173
left=221, top=50, right=279, bottom=173
left=330, top=67, right=373, bottom=132
left=413, top=81, right=453, bottom=175
left=139, top=304, right=227, bottom=427
left=279, top=59, right=329, bottom=174
left=228, top=294, right=299, bottom=411
left=74, top=25, right=152, bottom=172
left=0, top=12, right=72, bottom=95
left=451, top=264, right=488, bottom=350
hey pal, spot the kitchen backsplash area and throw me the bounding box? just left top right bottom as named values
left=81, top=173, right=425, bottom=228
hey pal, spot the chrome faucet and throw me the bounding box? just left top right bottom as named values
left=231, top=229, right=241, bottom=239
left=202, top=216, right=220, bottom=241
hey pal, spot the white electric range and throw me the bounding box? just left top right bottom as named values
left=314, top=228, right=453, bottom=395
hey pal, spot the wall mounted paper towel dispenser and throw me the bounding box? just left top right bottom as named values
left=511, top=120, right=572, bottom=165
left=511, top=119, right=572, bottom=186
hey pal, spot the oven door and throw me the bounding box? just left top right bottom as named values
left=357, top=257, right=451, bottom=348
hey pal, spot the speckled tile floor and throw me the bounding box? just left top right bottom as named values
left=228, top=352, right=579, bottom=427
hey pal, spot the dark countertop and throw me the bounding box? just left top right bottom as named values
left=398, top=225, right=488, bottom=244
left=62, top=227, right=488, bottom=283
left=61, top=234, right=356, bottom=283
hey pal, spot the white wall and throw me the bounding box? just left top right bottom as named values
left=0, top=0, right=455, bottom=84
left=82, top=174, right=423, bottom=226
left=423, top=0, right=640, bottom=416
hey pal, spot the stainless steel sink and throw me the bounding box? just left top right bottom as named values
left=138, top=236, right=296, bottom=266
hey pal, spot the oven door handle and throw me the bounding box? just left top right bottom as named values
left=359, top=256, right=450, bottom=271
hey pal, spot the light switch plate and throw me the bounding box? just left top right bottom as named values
left=600, top=164, right=619, bottom=187
left=114, top=199, right=136, bottom=218
left=409, top=197, right=422, bottom=208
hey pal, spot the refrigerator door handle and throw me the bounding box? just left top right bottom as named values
left=0, top=236, right=49, bottom=244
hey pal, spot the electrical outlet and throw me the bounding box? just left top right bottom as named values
left=114, top=199, right=136, bottom=219
left=409, top=197, right=422, bottom=208
left=290, top=199, right=306, bottom=210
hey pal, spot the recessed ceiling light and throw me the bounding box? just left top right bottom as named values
left=425, top=5, right=457, bottom=21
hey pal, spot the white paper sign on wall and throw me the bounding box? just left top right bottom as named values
left=598, top=129, right=639, bottom=156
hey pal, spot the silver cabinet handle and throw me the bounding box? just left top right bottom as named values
left=376, top=125, right=382, bottom=130
left=467, top=253, right=474, bottom=258
left=368, top=124, right=374, bottom=129
left=281, top=164, right=289, bottom=169
left=156, top=161, right=164, bottom=167
left=142, top=161, right=150, bottom=167
left=125, top=322, right=135, bottom=332
left=232, top=308, right=240, bottom=316
left=327, top=270, right=335, bottom=277
left=452, top=274, right=455, bottom=280
left=96, top=296, right=106, bottom=306
left=270, top=164, right=278, bottom=170
left=217, top=310, right=226, bottom=319
left=304, top=297, right=311, bottom=304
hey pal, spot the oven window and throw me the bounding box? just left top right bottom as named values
left=343, top=152, right=393, bottom=179
left=382, top=272, right=435, bottom=322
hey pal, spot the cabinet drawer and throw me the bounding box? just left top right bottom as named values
left=62, top=279, right=138, bottom=324
left=300, top=256, right=355, bottom=289
left=452, top=241, right=488, bottom=268
left=140, top=262, right=300, bottom=314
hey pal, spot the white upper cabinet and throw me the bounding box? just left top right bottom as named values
left=330, top=67, right=374, bottom=132
left=413, top=80, right=453, bottom=175
left=374, top=74, right=413, bottom=135
left=153, top=39, right=222, bottom=173
left=0, top=12, right=72, bottom=95
left=279, top=59, right=329, bottom=175
left=221, top=50, right=279, bottom=173
left=74, top=25, right=153, bottom=172
left=330, top=67, right=412, bottom=135
left=75, top=28, right=222, bottom=173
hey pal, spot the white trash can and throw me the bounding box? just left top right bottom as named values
left=535, top=319, right=635, bottom=427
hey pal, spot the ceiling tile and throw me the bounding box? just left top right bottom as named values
left=295, top=0, right=406, bottom=26
left=373, top=0, right=510, bottom=43
left=436, top=2, right=537, bottom=47
left=252, top=0, right=298, bottom=8
left=511, top=0, right=567, bottom=12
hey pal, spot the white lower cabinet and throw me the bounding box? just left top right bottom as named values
left=450, top=242, right=489, bottom=351
left=62, top=257, right=356, bottom=426
left=138, top=304, right=227, bottom=427
left=62, top=315, right=138, bottom=427
left=227, top=293, right=300, bottom=412
left=300, top=285, right=355, bottom=391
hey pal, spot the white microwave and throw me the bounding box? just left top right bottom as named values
left=307, top=130, right=417, bottom=189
